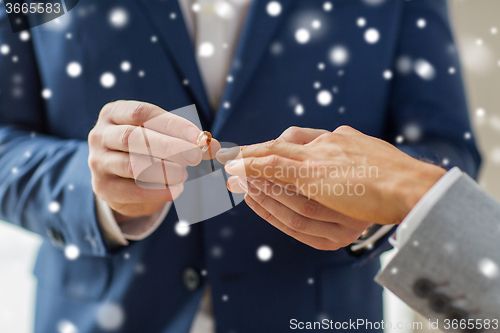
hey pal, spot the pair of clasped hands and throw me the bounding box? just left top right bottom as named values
left=89, top=101, right=445, bottom=251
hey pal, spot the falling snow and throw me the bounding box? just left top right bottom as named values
left=357, top=17, right=366, bottom=28
left=257, top=245, right=273, bottom=261
left=96, top=303, right=125, bottom=331
left=478, top=258, right=499, bottom=279
left=199, top=42, right=215, bottom=57
left=19, top=31, right=30, bottom=42
left=295, top=104, right=304, bottom=116
left=121, top=61, right=131, bottom=72
left=323, top=2, right=333, bottom=12
left=417, top=18, right=426, bottom=29
left=67, top=62, right=82, bottom=78
left=57, top=319, right=78, bottom=333
left=329, top=45, right=349, bottom=66
left=175, top=220, right=191, bottom=236
left=364, top=28, right=380, bottom=44
left=42, top=88, right=52, bottom=99
left=109, top=8, right=129, bottom=29
left=100, top=72, right=116, bottom=88
left=295, top=29, right=310, bottom=44
left=1, top=44, right=10, bottom=55
left=49, top=201, right=61, bottom=213
left=414, top=59, right=436, bottom=80
left=64, top=245, right=80, bottom=260
left=317, top=90, right=333, bottom=106
left=266, top=1, right=282, bottom=17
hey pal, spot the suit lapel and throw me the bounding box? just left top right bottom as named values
left=211, top=0, right=295, bottom=136
left=135, top=0, right=213, bottom=126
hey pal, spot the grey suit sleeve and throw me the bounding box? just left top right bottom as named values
left=376, top=174, right=500, bottom=332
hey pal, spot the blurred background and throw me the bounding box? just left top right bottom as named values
left=1, top=0, right=499, bottom=332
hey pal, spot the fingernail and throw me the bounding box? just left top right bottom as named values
left=226, top=159, right=241, bottom=168
left=237, top=176, right=248, bottom=192
left=183, top=148, right=201, bottom=164
left=218, top=147, right=240, bottom=158
left=183, top=127, right=200, bottom=143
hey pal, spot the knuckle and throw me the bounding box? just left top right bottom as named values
left=129, top=103, right=151, bottom=124
left=282, top=126, right=301, bottom=140
left=287, top=214, right=308, bottom=232
left=88, top=154, right=99, bottom=171
left=299, top=200, right=320, bottom=217
left=119, top=126, right=134, bottom=148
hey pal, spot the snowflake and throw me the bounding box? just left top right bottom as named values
left=19, top=31, right=30, bottom=41
left=257, top=245, right=273, bottom=261
left=42, top=88, right=52, bottom=99
left=109, top=8, right=129, bottom=29
left=357, top=17, right=366, bottom=27
left=295, top=29, right=310, bottom=44
left=49, top=201, right=61, bottom=213
left=0, top=44, right=10, bottom=55
left=478, top=258, right=499, bottom=279
left=294, top=104, right=304, bottom=116
left=57, top=319, right=78, bottom=333
left=364, top=28, right=380, bottom=44
left=416, top=18, right=426, bottom=29
left=175, top=220, right=191, bottom=236
left=199, top=42, right=215, bottom=57
left=323, top=2, right=333, bottom=12
left=317, top=90, right=333, bottom=106
left=96, top=303, right=125, bottom=331
left=67, top=62, right=82, bottom=78
left=64, top=245, right=80, bottom=260
left=120, top=61, right=131, bottom=72
left=266, top=1, right=282, bottom=17
left=329, top=45, right=349, bottom=66
left=414, top=59, right=435, bottom=80
left=383, top=70, right=393, bottom=80
left=100, top=72, right=116, bottom=88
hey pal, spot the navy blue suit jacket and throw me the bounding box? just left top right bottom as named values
left=0, top=0, right=480, bottom=332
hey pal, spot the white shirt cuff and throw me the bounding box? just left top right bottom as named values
left=95, top=196, right=172, bottom=247
left=389, top=167, right=463, bottom=250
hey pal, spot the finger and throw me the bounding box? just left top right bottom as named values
left=245, top=195, right=340, bottom=251
left=217, top=138, right=307, bottom=165
left=104, top=125, right=202, bottom=166
left=249, top=177, right=371, bottom=229
left=216, top=146, right=240, bottom=165
left=107, top=101, right=201, bottom=143
left=226, top=176, right=247, bottom=193
left=98, top=176, right=185, bottom=204
left=101, top=151, right=188, bottom=185
left=279, top=127, right=331, bottom=144
left=203, top=138, right=221, bottom=161
left=224, top=155, right=303, bottom=182
left=246, top=183, right=345, bottom=240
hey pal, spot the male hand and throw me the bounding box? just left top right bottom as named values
left=218, top=127, right=373, bottom=251
left=220, top=126, right=445, bottom=226
left=88, top=101, right=220, bottom=223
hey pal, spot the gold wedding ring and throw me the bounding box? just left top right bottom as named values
left=196, top=131, right=212, bottom=153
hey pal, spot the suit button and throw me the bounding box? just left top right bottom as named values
left=445, top=307, right=468, bottom=321
left=429, top=293, right=450, bottom=313
left=183, top=268, right=201, bottom=292
left=413, top=278, right=435, bottom=298
left=46, top=228, right=65, bottom=246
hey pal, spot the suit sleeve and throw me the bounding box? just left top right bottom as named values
left=0, top=9, right=108, bottom=256
left=351, top=0, right=481, bottom=264
left=375, top=174, right=500, bottom=325
left=384, top=0, right=481, bottom=178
